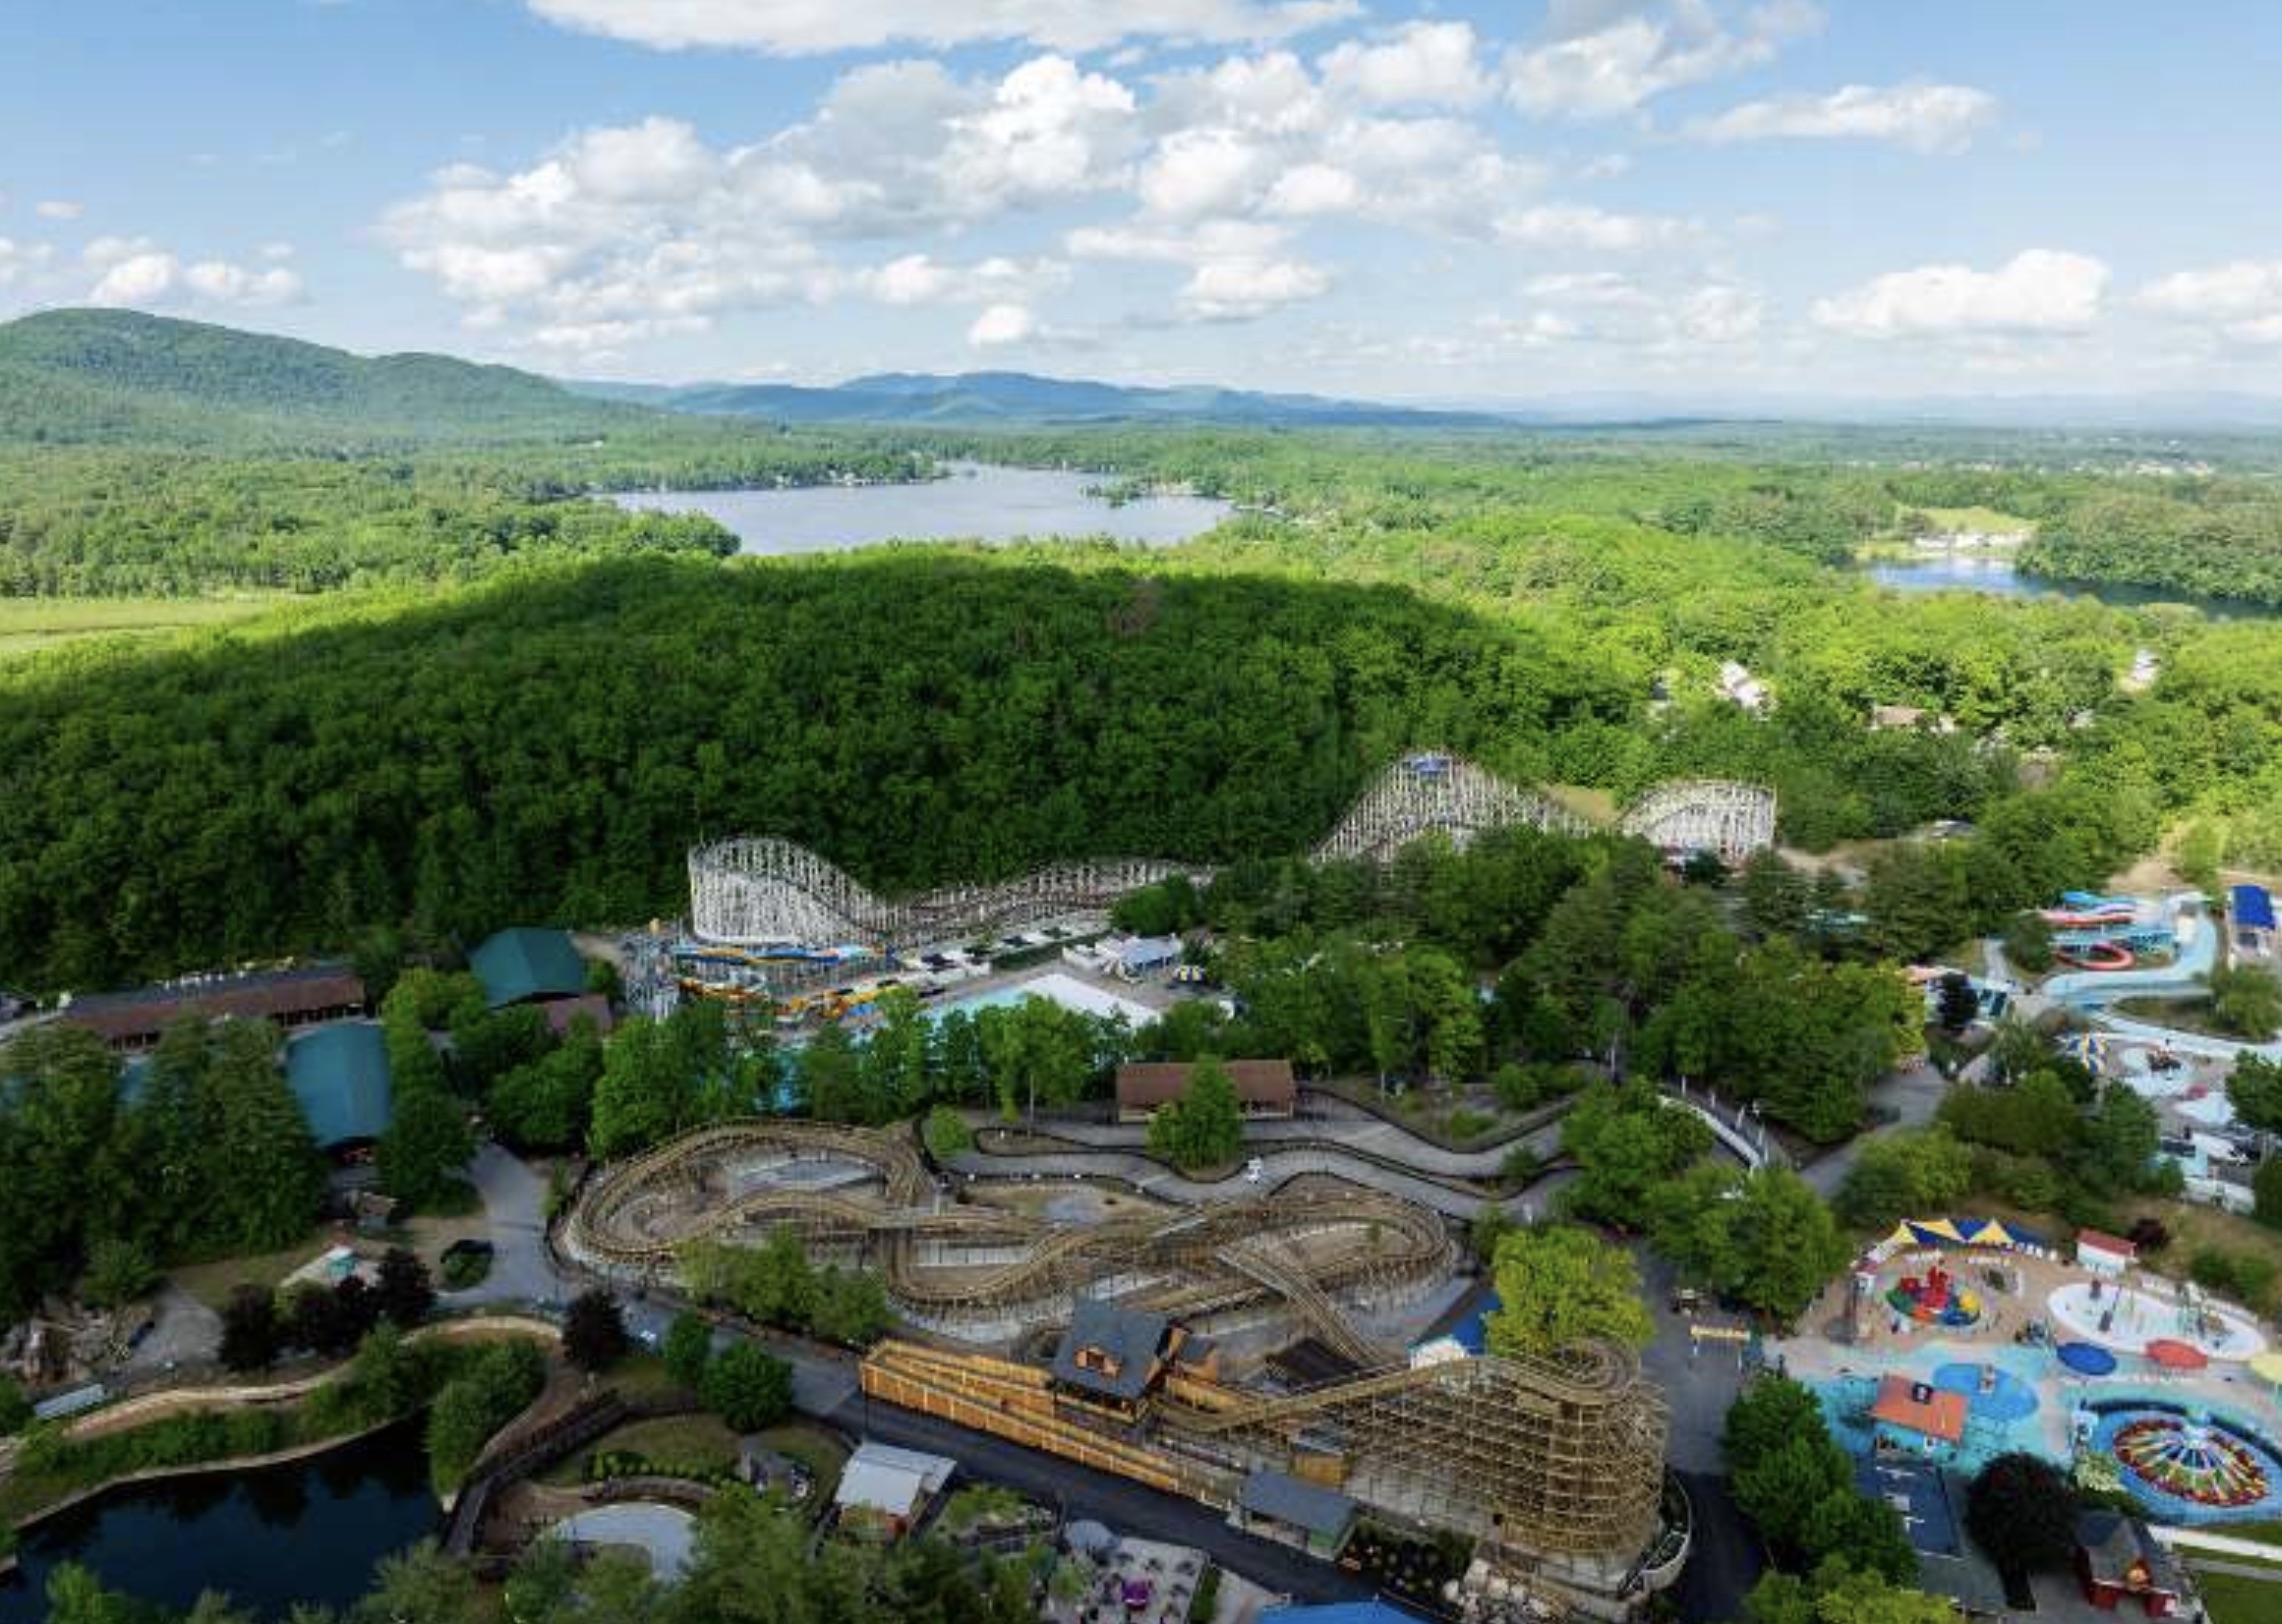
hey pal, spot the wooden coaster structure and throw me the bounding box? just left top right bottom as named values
left=563, top=1120, right=1452, bottom=1361
left=683, top=755, right=1776, bottom=963
left=859, top=1333, right=1671, bottom=1614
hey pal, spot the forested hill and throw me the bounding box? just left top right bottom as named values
left=0, top=308, right=672, bottom=449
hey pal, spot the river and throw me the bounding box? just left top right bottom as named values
left=0, top=1422, right=435, bottom=1620
left=1865, top=552, right=2277, bottom=621
left=615, top=461, right=1234, bottom=554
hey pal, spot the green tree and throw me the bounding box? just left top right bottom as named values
left=1836, top=1127, right=1973, bottom=1229
left=350, top=1541, right=483, bottom=1624
left=1934, top=973, right=1979, bottom=1032
left=378, top=1083, right=474, bottom=1211
left=922, top=1103, right=975, bottom=1161
left=218, top=1284, right=281, bottom=1373
left=2254, top=1155, right=2282, bottom=1230
left=426, top=1338, right=545, bottom=1490
left=1145, top=1058, right=1245, bottom=1173
left=1561, top=1083, right=1713, bottom=1226
left=0, top=1373, right=30, bottom=1435
left=808, top=1268, right=891, bottom=1347
left=2002, top=912, right=2055, bottom=973
left=2209, top=964, right=2282, bottom=1040
left=700, top=1342, right=794, bottom=1431
left=2229, top=1054, right=2282, bottom=1134
left=562, top=1288, right=631, bottom=1372
left=79, top=1236, right=158, bottom=1309
left=1485, top=1225, right=1654, bottom=1358
left=1965, top=1452, right=2079, bottom=1581
left=664, top=1310, right=714, bottom=1389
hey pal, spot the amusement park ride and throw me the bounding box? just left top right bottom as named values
left=650, top=754, right=1777, bottom=1013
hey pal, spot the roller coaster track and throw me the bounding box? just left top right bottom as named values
left=1616, top=779, right=1777, bottom=865
left=685, top=755, right=1775, bottom=954
left=564, top=1120, right=1452, bottom=1341
left=1312, top=754, right=1589, bottom=862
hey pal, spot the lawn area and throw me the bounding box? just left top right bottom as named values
left=539, top=1412, right=742, bottom=1487
left=2113, top=996, right=2235, bottom=1039
left=2120, top=1197, right=2282, bottom=1315
left=170, top=1225, right=341, bottom=1313
left=2194, top=1565, right=2282, bottom=1622
left=1912, top=504, right=2037, bottom=537
left=0, top=595, right=280, bottom=660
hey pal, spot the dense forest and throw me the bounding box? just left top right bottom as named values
left=15, top=314, right=2282, bottom=986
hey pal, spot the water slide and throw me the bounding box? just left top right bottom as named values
left=2043, top=906, right=2212, bottom=1008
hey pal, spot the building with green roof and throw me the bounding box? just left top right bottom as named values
left=469, top=927, right=588, bottom=1010
left=286, top=1022, right=394, bottom=1151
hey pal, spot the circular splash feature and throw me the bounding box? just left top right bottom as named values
left=2109, top=1413, right=2275, bottom=1511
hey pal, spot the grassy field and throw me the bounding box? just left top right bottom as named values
left=1913, top=504, right=2038, bottom=536
left=2193, top=1565, right=2282, bottom=1622
left=170, top=1225, right=340, bottom=1313
left=2119, top=1198, right=2282, bottom=1313
left=540, top=1412, right=742, bottom=1486
left=0, top=595, right=280, bottom=659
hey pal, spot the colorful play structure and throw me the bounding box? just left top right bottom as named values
left=2036, top=894, right=2177, bottom=973
left=1889, top=1262, right=1984, bottom=1328
left=2108, top=1412, right=2276, bottom=1511
left=2043, top=893, right=2139, bottom=928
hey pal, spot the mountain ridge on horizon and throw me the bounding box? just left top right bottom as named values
left=8, top=307, right=2282, bottom=444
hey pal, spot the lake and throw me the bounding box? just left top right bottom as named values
left=1866, top=552, right=2276, bottom=621
left=614, top=461, right=1233, bottom=554
left=0, top=1422, right=436, bottom=1619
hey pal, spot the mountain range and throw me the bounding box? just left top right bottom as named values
left=565, top=369, right=1507, bottom=428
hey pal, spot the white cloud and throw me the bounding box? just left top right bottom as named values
left=1688, top=82, right=1997, bottom=154
left=1180, top=254, right=1330, bottom=320
left=1140, top=126, right=1270, bottom=218
left=1505, top=0, right=1824, bottom=120
left=1263, top=161, right=1359, bottom=216
left=1812, top=249, right=2107, bottom=338
left=181, top=260, right=305, bottom=305
left=856, top=253, right=1066, bottom=307
left=1069, top=217, right=1328, bottom=322
left=520, top=0, right=1360, bottom=55
left=35, top=199, right=83, bottom=221
left=87, top=252, right=182, bottom=306
left=967, top=302, right=1037, bottom=347
left=86, top=248, right=303, bottom=309
left=1491, top=269, right=1765, bottom=350
left=939, top=56, right=1140, bottom=212
left=1496, top=202, right=1696, bottom=251
left=1317, top=21, right=1489, bottom=109
left=2138, top=261, right=2282, bottom=345
left=0, top=237, right=55, bottom=290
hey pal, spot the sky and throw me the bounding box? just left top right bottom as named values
left=3, top=0, right=2281, bottom=402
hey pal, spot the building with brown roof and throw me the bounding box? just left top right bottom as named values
left=1115, top=1059, right=1297, bottom=1124
left=62, top=965, right=367, bottom=1052
left=1869, top=1375, right=1967, bottom=1459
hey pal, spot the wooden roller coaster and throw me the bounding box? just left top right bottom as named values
left=563, top=1120, right=1452, bottom=1357
left=859, top=1333, right=1670, bottom=1612
left=684, top=754, right=1775, bottom=957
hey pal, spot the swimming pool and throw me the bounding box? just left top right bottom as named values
left=928, top=972, right=1159, bottom=1028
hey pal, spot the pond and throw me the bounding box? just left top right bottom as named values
left=615, top=461, right=1235, bottom=555
left=0, top=1421, right=436, bottom=1620
left=1864, top=552, right=2278, bottom=621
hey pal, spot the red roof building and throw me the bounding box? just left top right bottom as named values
left=1870, top=1376, right=1967, bottom=1447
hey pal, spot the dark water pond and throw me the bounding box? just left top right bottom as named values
left=0, top=1421, right=434, bottom=1620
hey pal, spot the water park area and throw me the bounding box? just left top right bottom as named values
left=1774, top=1216, right=2282, bottom=1525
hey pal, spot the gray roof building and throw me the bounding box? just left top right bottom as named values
left=1052, top=1298, right=1174, bottom=1403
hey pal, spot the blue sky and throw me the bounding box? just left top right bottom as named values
left=4, top=0, right=2280, bottom=400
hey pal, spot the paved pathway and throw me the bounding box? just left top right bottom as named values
left=1797, top=1060, right=1949, bottom=1198
left=443, top=1141, right=564, bottom=1314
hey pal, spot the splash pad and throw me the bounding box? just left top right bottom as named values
left=2095, top=1407, right=2282, bottom=1519
left=1888, top=1263, right=1982, bottom=1328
